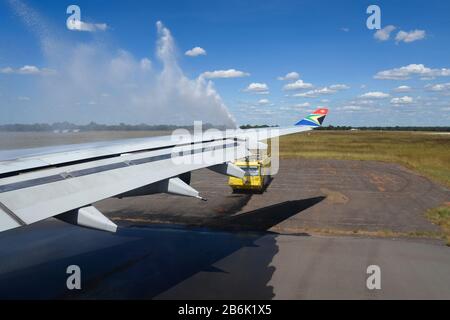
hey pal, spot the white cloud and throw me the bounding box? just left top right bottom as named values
left=374, top=26, right=426, bottom=44
left=425, top=83, right=450, bottom=92
left=185, top=46, right=207, bottom=57
left=200, top=69, right=250, bottom=79
left=329, top=84, right=350, bottom=90
left=18, top=96, right=30, bottom=101
left=391, top=96, right=414, bottom=105
left=257, top=99, right=270, bottom=105
left=374, top=64, right=450, bottom=80
left=278, top=72, right=300, bottom=81
left=374, top=25, right=396, bottom=41
left=68, top=20, right=108, bottom=32
left=393, top=85, right=412, bottom=93
left=279, top=102, right=312, bottom=112
left=0, top=67, right=14, bottom=74
left=283, top=79, right=313, bottom=91
left=139, top=58, right=152, bottom=71
left=244, top=83, right=269, bottom=94
left=294, top=87, right=334, bottom=98
left=341, top=27, right=350, bottom=32
left=0, top=65, right=55, bottom=75
left=293, top=84, right=349, bottom=98
left=360, top=91, right=390, bottom=99
left=349, top=99, right=376, bottom=106
left=292, top=91, right=314, bottom=98
left=339, top=105, right=363, bottom=111
left=395, top=30, right=426, bottom=43
left=19, top=65, right=40, bottom=74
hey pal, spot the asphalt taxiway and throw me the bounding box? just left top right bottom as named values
left=99, top=159, right=450, bottom=235
left=0, top=221, right=449, bottom=299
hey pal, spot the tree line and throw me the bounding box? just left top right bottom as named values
left=0, top=122, right=448, bottom=132
left=0, top=122, right=228, bottom=132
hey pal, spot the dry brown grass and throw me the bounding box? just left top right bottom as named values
left=280, top=131, right=450, bottom=188
left=270, top=225, right=443, bottom=240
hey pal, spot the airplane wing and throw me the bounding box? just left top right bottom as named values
left=0, top=108, right=328, bottom=233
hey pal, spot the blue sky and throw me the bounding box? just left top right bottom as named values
left=0, top=0, right=450, bottom=126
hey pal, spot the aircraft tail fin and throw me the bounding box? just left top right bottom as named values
left=295, top=108, right=329, bottom=127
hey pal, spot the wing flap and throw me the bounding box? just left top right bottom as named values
left=0, top=207, right=22, bottom=232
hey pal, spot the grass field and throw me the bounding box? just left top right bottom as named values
left=426, top=206, right=450, bottom=245
left=280, top=131, right=450, bottom=188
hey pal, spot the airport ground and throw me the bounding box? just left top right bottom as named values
left=0, top=130, right=449, bottom=299
left=100, top=158, right=450, bottom=241
left=279, top=130, right=450, bottom=189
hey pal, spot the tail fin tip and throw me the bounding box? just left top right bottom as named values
left=295, top=108, right=329, bottom=127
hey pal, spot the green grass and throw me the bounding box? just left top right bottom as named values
left=426, top=206, right=450, bottom=246
left=279, top=131, right=450, bottom=188
left=271, top=225, right=443, bottom=240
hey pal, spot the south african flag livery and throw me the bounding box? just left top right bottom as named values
left=295, top=108, right=329, bottom=127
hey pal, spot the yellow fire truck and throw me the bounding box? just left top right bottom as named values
left=228, top=156, right=271, bottom=193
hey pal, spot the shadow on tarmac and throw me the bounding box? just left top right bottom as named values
left=207, top=197, right=325, bottom=232
left=0, top=197, right=325, bottom=300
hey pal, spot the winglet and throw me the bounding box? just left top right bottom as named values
left=295, top=108, right=329, bottom=127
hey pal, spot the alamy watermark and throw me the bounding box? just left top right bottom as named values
left=66, top=5, right=108, bottom=32
left=366, top=5, right=382, bottom=30
left=366, top=265, right=381, bottom=290
left=66, top=265, right=81, bottom=290
left=169, top=122, right=280, bottom=176
left=66, top=5, right=81, bottom=31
